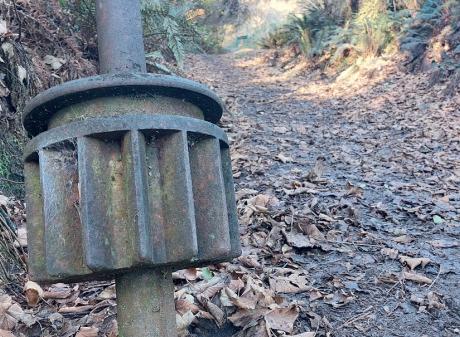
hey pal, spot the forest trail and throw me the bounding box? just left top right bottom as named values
left=187, top=50, right=460, bottom=336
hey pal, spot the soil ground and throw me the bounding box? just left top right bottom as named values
left=186, top=50, right=460, bottom=337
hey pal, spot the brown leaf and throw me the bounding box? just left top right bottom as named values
left=206, top=300, right=225, bottom=327
left=176, top=298, right=200, bottom=315
left=303, top=223, right=325, bottom=240
left=98, top=285, right=116, bottom=300
left=173, top=268, right=199, bottom=281
left=323, top=291, right=354, bottom=308
left=430, top=240, right=459, bottom=249
left=229, top=308, right=270, bottom=328
left=269, top=272, right=310, bottom=294
left=44, top=55, right=66, bottom=71
left=399, top=256, right=431, bottom=270
left=426, top=292, right=445, bottom=310
left=282, top=230, right=315, bottom=248
left=192, top=276, right=229, bottom=299
left=238, top=255, right=262, bottom=269
left=393, top=235, right=414, bottom=244
left=0, top=330, right=15, bottom=337
left=381, top=248, right=399, bottom=259
left=291, top=333, right=316, bottom=337
left=264, top=306, right=299, bottom=333
left=233, top=319, right=270, bottom=337
left=177, top=311, right=196, bottom=334
left=276, top=153, right=293, bottom=163
left=224, top=288, right=257, bottom=309
left=58, top=305, right=94, bottom=314
left=308, top=289, right=323, bottom=301
left=402, top=271, right=432, bottom=284
left=24, top=281, right=43, bottom=307
left=0, top=295, right=17, bottom=330
left=76, top=327, right=98, bottom=337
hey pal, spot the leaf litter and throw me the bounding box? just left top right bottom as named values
left=0, top=49, right=459, bottom=336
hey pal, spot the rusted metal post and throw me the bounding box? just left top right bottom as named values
left=95, top=0, right=146, bottom=73
left=22, top=0, right=241, bottom=336
left=94, top=1, right=176, bottom=336
left=116, top=269, right=176, bottom=337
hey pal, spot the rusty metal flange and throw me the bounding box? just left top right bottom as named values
left=25, top=115, right=240, bottom=283
left=24, top=115, right=228, bottom=160
left=23, top=73, right=224, bottom=136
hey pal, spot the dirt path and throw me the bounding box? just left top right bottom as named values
left=187, top=51, right=460, bottom=337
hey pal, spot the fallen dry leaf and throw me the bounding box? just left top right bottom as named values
left=98, top=285, right=116, bottom=300
left=24, top=281, right=43, bottom=307
left=206, top=300, right=225, bottom=327
left=176, top=297, right=200, bottom=315
left=44, top=55, right=66, bottom=71
left=399, top=256, right=431, bottom=270
left=300, top=223, right=325, bottom=241
left=176, top=311, right=196, bottom=333
left=229, top=308, right=270, bottom=328
left=0, top=330, right=15, bottom=337
left=173, top=268, right=199, bottom=281
left=282, top=230, right=315, bottom=248
left=269, top=271, right=310, bottom=294
left=276, top=153, right=293, bottom=163
left=224, top=287, right=257, bottom=309
left=402, top=271, right=432, bottom=284
left=290, top=333, right=316, bottom=337
left=381, top=248, right=399, bottom=259
left=0, top=295, right=15, bottom=331
left=393, top=235, right=414, bottom=244
left=238, top=255, right=262, bottom=269
left=76, top=327, right=98, bottom=337
left=264, top=306, right=299, bottom=333
left=429, top=240, right=459, bottom=249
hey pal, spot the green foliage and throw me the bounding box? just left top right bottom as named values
left=142, top=0, right=202, bottom=67
left=60, top=0, right=210, bottom=67
left=260, top=0, right=345, bottom=57
left=351, top=0, right=409, bottom=56
left=261, top=0, right=416, bottom=60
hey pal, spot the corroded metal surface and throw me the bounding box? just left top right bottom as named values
left=23, top=0, right=241, bottom=334
left=96, top=0, right=146, bottom=74
left=24, top=115, right=228, bottom=160
left=116, top=270, right=176, bottom=337
left=23, top=74, right=224, bottom=137
left=24, top=115, right=240, bottom=283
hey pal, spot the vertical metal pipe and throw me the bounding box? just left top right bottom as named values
left=95, top=0, right=147, bottom=73
left=116, top=269, right=177, bottom=337
left=95, top=2, right=176, bottom=336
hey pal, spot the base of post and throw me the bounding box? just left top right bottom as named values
left=116, top=269, right=177, bottom=337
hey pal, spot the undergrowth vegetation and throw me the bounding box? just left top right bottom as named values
left=261, top=0, right=460, bottom=73
left=61, top=0, right=222, bottom=68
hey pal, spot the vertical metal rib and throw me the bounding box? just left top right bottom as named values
left=220, top=146, right=242, bottom=258
left=189, top=136, right=231, bottom=260
left=95, top=0, right=146, bottom=73
left=24, top=160, right=47, bottom=281
left=78, top=136, right=136, bottom=271
left=39, top=147, right=89, bottom=278
left=150, top=131, right=197, bottom=263
left=122, top=131, right=154, bottom=263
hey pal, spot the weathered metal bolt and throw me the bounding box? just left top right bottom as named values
left=23, top=1, right=241, bottom=336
